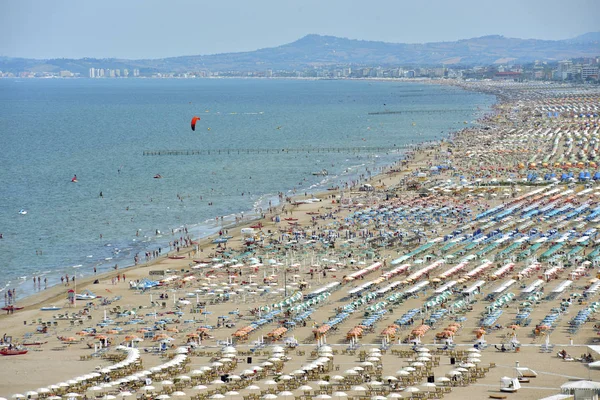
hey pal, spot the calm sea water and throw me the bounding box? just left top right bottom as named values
left=0, top=78, right=495, bottom=300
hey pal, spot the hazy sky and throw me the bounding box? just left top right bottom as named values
left=2, top=0, right=599, bottom=59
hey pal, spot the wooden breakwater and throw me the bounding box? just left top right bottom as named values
left=142, top=145, right=415, bottom=156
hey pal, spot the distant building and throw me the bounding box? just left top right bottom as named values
left=89, top=68, right=95, bottom=78
left=582, top=66, right=599, bottom=81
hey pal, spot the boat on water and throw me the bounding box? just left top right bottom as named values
left=18, top=209, right=27, bottom=215
left=168, top=255, right=186, bottom=260
left=212, top=238, right=228, bottom=244
left=0, top=347, right=28, bottom=356
left=312, top=169, right=328, bottom=176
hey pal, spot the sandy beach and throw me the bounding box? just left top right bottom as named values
left=1, top=79, right=600, bottom=400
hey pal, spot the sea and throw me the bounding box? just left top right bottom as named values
left=0, top=78, right=496, bottom=301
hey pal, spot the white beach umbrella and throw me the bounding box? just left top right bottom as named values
left=314, top=395, right=332, bottom=399
left=102, top=395, right=117, bottom=400
left=387, top=394, right=403, bottom=398
left=404, top=387, right=420, bottom=393
left=171, top=392, right=187, bottom=397
left=155, top=396, right=171, bottom=400
left=351, top=386, right=367, bottom=392
left=344, top=369, right=358, bottom=375
left=263, top=380, right=278, bottom=386
left=209, top=395, right=225, bottom=399
left=277, top=392, right=293, bottom=398
left=298, top=385, right=313, bottom=391
left=192, top=385, right=207, bottom=390
left=141, top=386, right=155, bottom=391
left=261, top=395, right=278, bottom=399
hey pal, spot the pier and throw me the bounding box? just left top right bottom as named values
left=142, top=145, right=413, bottom=156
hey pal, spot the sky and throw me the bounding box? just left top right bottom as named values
left=1, top=0, right=599, bottom=59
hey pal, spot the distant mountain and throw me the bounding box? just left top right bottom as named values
left=2, top=33, right=599, bottom=75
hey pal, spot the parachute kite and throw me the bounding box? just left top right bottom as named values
left=191, top=116, right=201, bottom=131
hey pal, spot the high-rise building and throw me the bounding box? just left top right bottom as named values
left=89, top=68, right=95, bottom=78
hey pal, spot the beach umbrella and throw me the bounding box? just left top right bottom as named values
left=404, top=387, right=420, bottom=393
left=344, top=369, right=358, bottom=375
left=141, top=386, right=155, bottom=391
left=332, top=393, right=348, bottom=398
left=246, top=385, right=261, bottom=391
left=210, top=380, right=225, bottom=385
left=264, top=380, right=278, bottom=386
left=351, top=386, right=367, bottom=392
left=387, top=394, right=403, bottom=398
left=192, top=385, right=207, bottom=390
left=155, top=396, right=171, bottom=400
left=89, top=386, right=103, bottom=392
left=171, top=392, right=186, bottom=397
left=47, top=397, right=62, bottom=400
left=279, top=375, right=294, bottom=381
left=331, top=375, right=345, bottom=381
left=383, top=376, right=398, bottom=382
left=292, top=369, right=306, bottom=375
left=314, top=395, right=332, bottom=399
left=36, top=389, right=51, bottom=395
left=64, top=395, right=81, bottom=398
left=403, top=367, right=416, bottom=372
left=277, top=392, right=293, bottom=398
left=261, top=395, right=278, bottom=400
left=317, top=380, right=330, bottom=386
left=396, top=370, right=410, bottom=376
left=437, top=377, right=450, bottom=383
left=102, top=396, right=117, bottom=400
left=353, top=366, right=364, bottom=371
left=24, top=392, right=38, bottom=398
left=209, top=395, right=225, bottom=399
left=298, top=385, right=313, bottom=391
left=370, top=396, right=387, bottom=400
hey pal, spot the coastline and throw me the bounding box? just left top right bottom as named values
left=3, top=78, right=480, bottom=309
